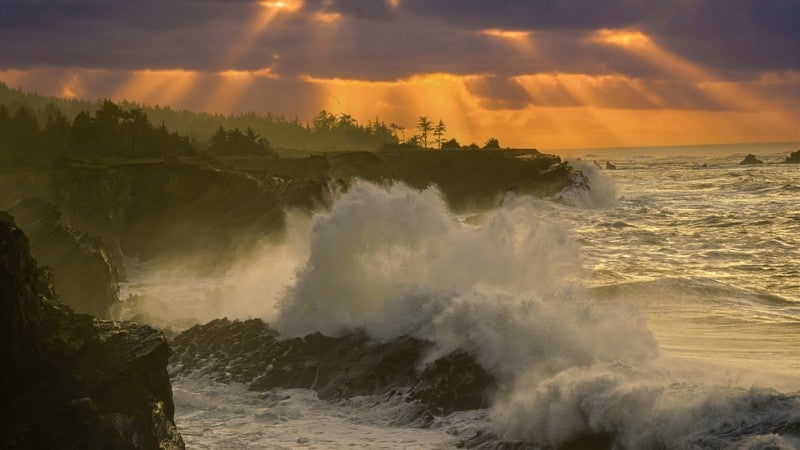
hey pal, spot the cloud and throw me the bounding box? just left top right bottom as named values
left=0, top=0, right=797, bottom=148
left=467, top=76, right=533, bottom=110
left=0, top=0, right=796, bottom=80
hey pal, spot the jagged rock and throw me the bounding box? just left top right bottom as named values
left=170, top=318, right=496, bottom=418
left=9, top=198, right=121, bottom=317
left=0, top=213, right=183, bottom=449
left=782, top=149, right=800, bottom=164
left=740, top=154, right=763, bottom=165
left=605, top=161, right=617, bottom=170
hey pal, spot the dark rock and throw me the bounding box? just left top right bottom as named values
left=0, top=152, right=572, bottom=272
left=740, top=154, right=763, bottom=165
left=9, top=198, right=121, bottom=317
left=605, top=161, right=617, bottom=170
left=170, top=318, right=496, bottom=418
left=782, top=149, right=800, bottom=164
left=0, top=213, right=184, bottom=449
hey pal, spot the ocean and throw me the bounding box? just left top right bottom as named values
left=122, top=142, right=800, bottom=449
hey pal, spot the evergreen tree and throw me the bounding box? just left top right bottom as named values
left=433, top=119, right=446, bottom=149
left=417, top=116, right=432, bottom=148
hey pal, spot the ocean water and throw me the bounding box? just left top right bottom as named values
left=122, top=142, right=800, bottom=448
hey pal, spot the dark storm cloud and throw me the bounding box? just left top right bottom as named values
left=466, top=76, right=533, bottom=110
left=394, top=0, right=800, bottom=78
left=0, top=0, right=797, bottom=81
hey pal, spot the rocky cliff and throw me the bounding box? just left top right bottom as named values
left=0, top=213, right=184, bottom=449
left=9, top=198, right=121, bottom=317
left=0, top=152, right=574, bottom=270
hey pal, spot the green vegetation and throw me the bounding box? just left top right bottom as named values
left=0, top=82, right=509, bottom=161
left=0, top=100, right=193, bottom=165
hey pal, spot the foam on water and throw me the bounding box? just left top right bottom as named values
left=123, top=143, right=800, bottom=447
left=172, top=376, right=467, bottom=449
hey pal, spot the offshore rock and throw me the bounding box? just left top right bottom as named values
left=605, top=161, right=617, bottom=170
left=0, top=213, right=184, bottom=449
left=740, top=154, right=763, bottom=165
left=170, top=318, right=496, bottom=418
left=9, top=198, right=120, bottom=317
left=782, top=149, right=800, bottom=164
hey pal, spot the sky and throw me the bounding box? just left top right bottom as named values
left=0, top=0, right=798, bottom=149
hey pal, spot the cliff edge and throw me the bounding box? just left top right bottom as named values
left=0, top=212, right=184, bottom=449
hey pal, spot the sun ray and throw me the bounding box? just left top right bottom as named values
left=223, top=0, right=304, bottom=69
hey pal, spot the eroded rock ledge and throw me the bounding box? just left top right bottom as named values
left=0, top=212, right=183, bottom=449
left=170, top=318, right=495, bottom=420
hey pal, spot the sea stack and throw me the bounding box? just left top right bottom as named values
left=782, top=149, right=800, bottom=164
left=740, top=154, right=763, bottom=165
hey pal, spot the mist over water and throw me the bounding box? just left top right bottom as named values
left=122, top=145, right=800, bottom=448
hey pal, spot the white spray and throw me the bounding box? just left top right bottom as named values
left=273, top=181, right=800, bottom=449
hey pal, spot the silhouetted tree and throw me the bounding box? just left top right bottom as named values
left=417, top=116, right=432, bottom=148
left=441, top=138, right=461, bottom=149
left=208, top=125, right=275, bottom=156
left=390, top=123, right=405, bottom=143
left=483, top=137, right=501, bottom=149
left=433, top=119, right=446, bottom=149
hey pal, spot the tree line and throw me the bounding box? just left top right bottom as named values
left=0, top=82, right=508, bottom=160
left=382, top=116, right=502, bottom=151
left=0, top=99, right=283, bottom=165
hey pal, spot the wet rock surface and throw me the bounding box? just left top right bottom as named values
left=170, top=318, right=496, bottom=419
left=0, top=213, right=183, bottom=449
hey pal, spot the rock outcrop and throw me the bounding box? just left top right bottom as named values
left=0, top=152, right=573, bottom=269
left=170, top=318, right=495, bottom=419
left=0, top=213, right=184, bottom=449
left=605, top=161, right=617, bottom=170
left=782, top=149, right=800, bottom=164
left=9, top=198, right=121, bottom=317
left=227, top=150, right=572, bottom=211
left=740, top=154, right=763, bottom=165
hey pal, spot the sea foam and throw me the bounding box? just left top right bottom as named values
left=272, top=181, right=799, bottom=448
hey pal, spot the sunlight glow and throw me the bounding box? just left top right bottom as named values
left=114, top=69, right=198, bottom=107
left=260, top=0, right=302, bottom=12
left=0, top=65, right=796, bottom=150
left=312, top=11, right=342, bottom=24
left=481, top=28, right=531, bottom=43
left=590, top=28, right=776, bottom=112
left=223, top=0, right=303, bottom=68
left=593, top=28, right=651, bottom=49
left=59, top=74, right=85, bottom=99
left=205, top=67, right=281, bottom=113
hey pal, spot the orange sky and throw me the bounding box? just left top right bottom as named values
left=1, top=1, right=797, bottom=149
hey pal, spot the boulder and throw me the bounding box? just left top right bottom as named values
left=0, top=213, right=184, bottom=449
left=740, top=154, right=763, bottom=165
